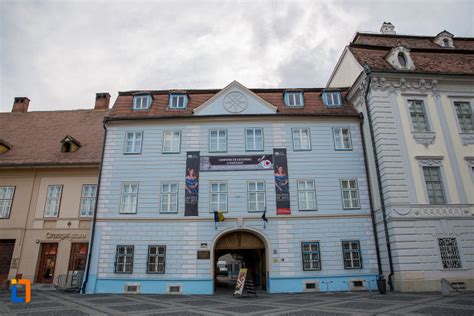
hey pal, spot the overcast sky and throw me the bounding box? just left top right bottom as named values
left=1, top=0, right=472, bottom=111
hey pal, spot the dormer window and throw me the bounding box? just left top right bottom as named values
left=322, top=91, right=342, bottom=107
left=169, top=94, right=188, bottom=109
left=60, top=136, right=81, bottom=153
left=397, top=52, right=407, bottom=66
left=284, top=92, right=304, bottom=107
left=433, top=31, right=455, bottom=48
left=133, top=95, right=151, bottom=110
left=0, top=140, right=11, bottom=154
left=386, top=46, right=415, bottom=71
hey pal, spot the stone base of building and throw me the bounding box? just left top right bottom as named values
left=394, top=275, right=474, bottom=292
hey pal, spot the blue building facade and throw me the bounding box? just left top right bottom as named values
left=84, top=81, right=379, bottom=294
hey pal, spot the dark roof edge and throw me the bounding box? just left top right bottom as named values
left=105, top=112, right=360, bottom=123
left=369, top=70, right=474, bottom=77
left=0, top=109, right=109, bottom=115
left=118, top=87, right=350, bottom=96
left=354, top=32, right=474, bottom=41
left=349, top=44, right=474, bottom=54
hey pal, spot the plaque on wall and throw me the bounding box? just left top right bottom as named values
left=197, top=250, right=210, bottom=259
left=200, top=154, right=273, bottom=171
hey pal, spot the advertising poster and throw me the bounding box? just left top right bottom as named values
left=273, top=148, right=291, bottom=215
left=234, top=268, right=248, bottom=295
left=185, top=151, right=200, bottom=216
left=200, top=154, right=273, bottom=171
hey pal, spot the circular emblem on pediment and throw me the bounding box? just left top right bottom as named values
left=224, top=92, right=247, bottom=113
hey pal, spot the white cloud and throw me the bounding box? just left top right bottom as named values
left=0, top=0, right=472, bottom=111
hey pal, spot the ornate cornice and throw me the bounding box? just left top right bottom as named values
left=371, top=77, right=438, bottom=94
left=415, top=155, right=444, bottom=166
left=384, top=204, right=473, bottom=219
left=413, top=132, right=436, bottom=148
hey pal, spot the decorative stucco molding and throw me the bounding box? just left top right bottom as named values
left=415, top=156, right=444, bottom=166
left=460, top=133, right=474, bottom=146
left=371, top=77, right=438, bottom=94
left=385, top=46, right=415, bottom=71
left=387, top=205, right=472, bottom=218
left=413, top=132, right=436, bottom=148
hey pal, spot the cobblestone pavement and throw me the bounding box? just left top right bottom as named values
left=1, top=289, right=474, bottom=316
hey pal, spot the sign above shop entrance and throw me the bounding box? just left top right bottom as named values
left=45, top=232, right=86, bottom=241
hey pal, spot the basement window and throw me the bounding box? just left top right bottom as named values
left=60, top=136, right=81, bottom=153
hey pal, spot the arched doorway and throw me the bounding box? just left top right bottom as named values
left=213, top=230, right=267, bottom=292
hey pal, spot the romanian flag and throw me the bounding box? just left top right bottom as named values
left=214, top=211, right=225, bottom=222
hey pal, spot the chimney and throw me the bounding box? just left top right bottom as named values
left=95, top=92, right=111, bottom=110
left=380, top=22, right=396, bottom=35
left=12, top=97, right=30, bottom=113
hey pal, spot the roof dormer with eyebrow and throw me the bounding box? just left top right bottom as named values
left=106, top=81, right=358, bottom=121
left=0, top=109, right=107, bottom=167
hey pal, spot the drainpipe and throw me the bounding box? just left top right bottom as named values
left=81, top=123, right=108, bottom=294
left=359, top=112, right=382, bottom=276
left=362, top=67, right=395, bottom=291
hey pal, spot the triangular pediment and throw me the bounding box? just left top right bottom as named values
left=193, top=81, right=277, bottom=116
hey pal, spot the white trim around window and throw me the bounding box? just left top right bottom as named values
left=79, top=184, right=97, bottom=217
left=209, top=181, right=228, bottom=213
left=340, top=179, right=360, bottom=209
left=44, top=185, right=63, bottom=217
left=333, top=127, right=353, bottom=150
left=247, top=181, right=266, bottom=212
left=161, top=182, right=179, bottom=213
left=209, top=129, right=227, bottom=152
left=169, top=94, right=188, bottom=110
left=284, top=92, right=304, bottom=107
left=0, top=186, right=15, bottom=219
left=245, top=128, right=264, bottom=151
left=162, top=131, right=181, bottom=153
left=297, top=180, right=317, bottom=211
left=292, top=128, right=311, bottom=151
left=120, top=183, right=139, bottom=214
left=124, top=131, right=143, bottom=154
left=133, top=95, right=151, bottom=110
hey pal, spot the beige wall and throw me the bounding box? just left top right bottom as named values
left=0, top=166, right=98, bottom=283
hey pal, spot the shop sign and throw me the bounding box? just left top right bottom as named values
left=197, top=250, right=210, bottom=259
left=45, top=232, right=87, bottom=241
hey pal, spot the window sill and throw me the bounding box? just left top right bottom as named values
left=299, top=209, right=318, bottom=212
left=123, top=152, right=142, bottom=155
left=162, top=152, right=181, bottom=154
left=293, top=149, right=312, bottom=152
left=343, top=207, right=361, bottom=210
left=460, top=133, right=474, bottom=145
left=335, top=148, right=353, bottom=151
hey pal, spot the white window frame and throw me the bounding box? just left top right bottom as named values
left=297, top=180, right=317, bottom=211
left=120, top=183, right=139, bottom=214
left=285, top=92, right=304, bottom=107
left=292, top=128, right=311, bottom=151
left=0, top=186, right=15, bottom=219
left=333, top=127, right=353, bottom=150
left=44, top=185, right=63, bottom=217
left=147, top=245, right=166, bottom=274
left=245, top=128, right=264, bottom=151
left=408, top=99, right=430, bottom=132
left=453, top=101, right=474, bottom=133
left=340, top=179, right=360, bottom=209
left=209, top=181, right=228, bottom=213
left=161, top=182, right=179, bottom=213
left=124, top=131, right=143, bottom=154
left=79, top=184, right=97, bottom=217
left=162, top=131, right=181, bottom=154
left=342, top=240, right=362, bottom=269
left=209, top=129, right=227, bottom=153
left=169, top=94, right=188, bottom=109
left=247, top=181, right=266, bottom=212
left=115, top=245, right=134, bottom=273
left=133, top=95, right=151, bottom=110
left=323, top=91, right=342, bottom=107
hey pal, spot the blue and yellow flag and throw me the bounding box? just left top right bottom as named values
left=214, top=211, right=225, bottom=222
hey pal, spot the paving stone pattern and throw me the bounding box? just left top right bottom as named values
left=0, top=290, right=473, bottom=315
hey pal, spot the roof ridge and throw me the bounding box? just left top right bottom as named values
left=0, top=108, right=109, bottom=114
left=355, top=32, right=474, bottom=40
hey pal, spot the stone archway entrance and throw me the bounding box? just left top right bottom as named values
left=214, top=230, right=267, bottom=292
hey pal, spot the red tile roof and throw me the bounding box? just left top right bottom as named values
left=0, top=109, right=107, bottom=167
left=107, top=89, right=359, bottom=120
left=349, top=33, right=474, bottom=75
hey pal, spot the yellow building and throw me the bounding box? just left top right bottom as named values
left=0, top=94, right=108, bottom=286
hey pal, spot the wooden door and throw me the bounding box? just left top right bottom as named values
left=68, top=243, right=88, bottom=271
left=36, top=243, right=58, bottom=284
left=0, top=240, right=15, bottom=283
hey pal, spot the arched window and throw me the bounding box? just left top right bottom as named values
left=397, top=52, right=407, bottom=66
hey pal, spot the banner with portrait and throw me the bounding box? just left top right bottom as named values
left=185, top=151, right=200, bottom=216
left=273, top=148, right=291, bottom=215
